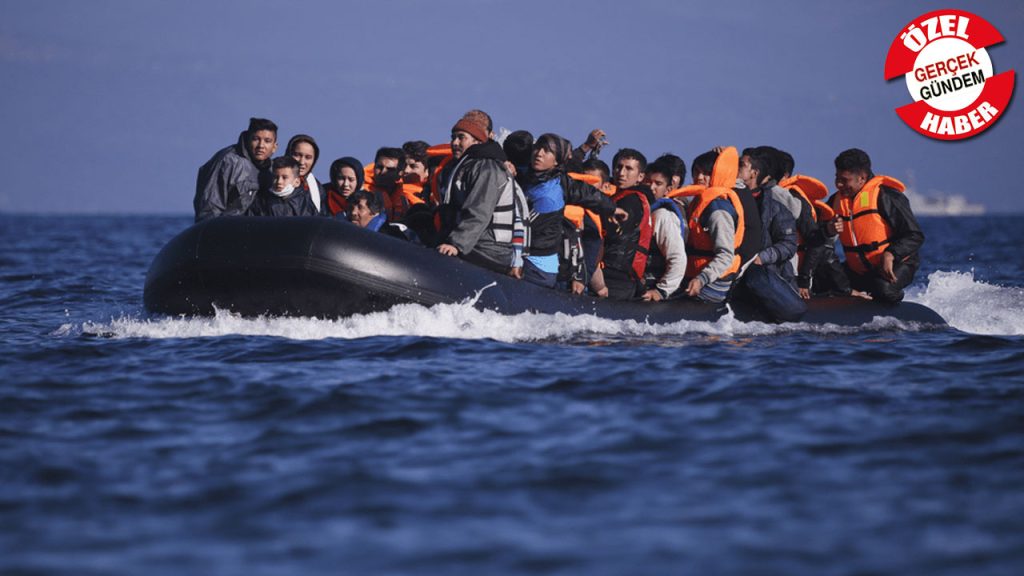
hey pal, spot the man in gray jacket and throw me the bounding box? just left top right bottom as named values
left=436, top=111, right=527, bottom=276
left=194, top=117, right=278, bottom=222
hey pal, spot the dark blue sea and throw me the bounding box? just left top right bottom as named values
left=2, top=214, right=1023, bottom=576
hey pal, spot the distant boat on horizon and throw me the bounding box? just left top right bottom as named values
left=905, top=188, right=986, bottom=216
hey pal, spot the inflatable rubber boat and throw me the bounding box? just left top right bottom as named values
left=143, top=217, right=946, bottom=326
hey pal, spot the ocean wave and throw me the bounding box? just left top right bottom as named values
left=907, top=270, right=1024, bottom=335
left=57, top=270, right=1023, bottom=342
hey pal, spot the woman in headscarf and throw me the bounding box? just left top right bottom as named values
left=523, top=133, right=619, bottom=291
left=286, top=134, right=324, bottom=214
left=324, top=156, right=365, bottom=218
left=520, top=133, right=575, bottom=288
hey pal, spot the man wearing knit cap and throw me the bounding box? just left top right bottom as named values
left=436, top=110, right=528, bottom=277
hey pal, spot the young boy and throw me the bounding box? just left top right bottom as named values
left=247, top=157, right=319, bottom=217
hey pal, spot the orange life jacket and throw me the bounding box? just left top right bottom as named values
left=362, top=163, right=376, bottom=191
left=831, top=175, right=906, bottom=274
left=779, top=174, right=835, bottom=268
left=681, top=147, right=746, bottom=282
left=428, top=144, right=454, bottom=205
left=567, top=172, right=602, bottom=186
left=684, top=188, right=745, bottom=281
left=779, top=175, right=835, bottom=221
left=359, top=162, right=395, bottom=214
left=388, top=183, right=425, bottom=221
left=565, top=172, right=605, bottom=238
left=668, top=184, right=706, bottom=199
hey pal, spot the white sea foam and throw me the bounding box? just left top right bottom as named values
left=907, top=270, right=1024, bottom=335
left=61, top=271, right=1023, bottom=341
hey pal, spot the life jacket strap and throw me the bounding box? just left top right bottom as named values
left=843, top=238, right=891, bottom=253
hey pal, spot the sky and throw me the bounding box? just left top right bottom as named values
left=1, top=0, right=1022, bottom=214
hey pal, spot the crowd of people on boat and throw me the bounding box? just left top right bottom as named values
left=193, top=111, right=925, bottom=321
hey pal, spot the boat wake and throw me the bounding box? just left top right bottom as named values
left=58, top=270, right=1023, bottom=342
left=907, top=270, right=1024, bottom=336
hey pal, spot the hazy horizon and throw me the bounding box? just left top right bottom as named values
left=2, top=0, right=1021, bottom=214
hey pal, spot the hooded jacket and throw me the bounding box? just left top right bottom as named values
left=247, top=186, right=319, bottom=217
left=440, top=140, right=527, bottom=272
left=325, top=157, right=365, bottom=218
left=194, top=131, right=268, bottom=222
left=751, top=181, right=799, bottom=284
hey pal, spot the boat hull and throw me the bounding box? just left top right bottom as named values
left=144, top=217, right=947, bottom=326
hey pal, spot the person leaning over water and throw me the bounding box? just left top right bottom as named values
left=285, top=134, right=324, bottom=215
left=194, top=117, right=277, bottom=222
left=435, top=110, right=527, bottom=277
left=826, top=148, right=924, bottom=304
left=246, top=156, right=319, bottom=217
left=324, top=156, right=364, bottom=218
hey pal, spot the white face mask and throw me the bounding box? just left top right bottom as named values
left=272, top=184, right=295, bottom=198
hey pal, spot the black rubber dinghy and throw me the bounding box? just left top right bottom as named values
left=144, top=217, right=946, bottom=326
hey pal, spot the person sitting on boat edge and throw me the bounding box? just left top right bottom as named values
left=194, top=117, right=277, bottom=222
left=324, top=156, right=364, bottom=218
left=732, top=147, right=806, bottom=322
left=246, top=156, right=319, bottom=217
left=286, top=134, right=324, bottom=215
left=640, top=158, right=688, bottom=301
left=827, top=148, right=924, bottom=304
left=348, top=190, right=419, bottom=242
left=601, top=148, right=654, bottom=300
left=436, top=110, right=528, bottom=277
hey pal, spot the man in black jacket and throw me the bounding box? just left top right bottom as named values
left=827, top=148, right=924, bottom=303
left=601, top=148, right=653, bottom=300
left=194, top=117, right=277, bottom=222
left=734, top=148, right=807, bottom=322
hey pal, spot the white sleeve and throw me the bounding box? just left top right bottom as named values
left=653, top=210, right=687, bottom=295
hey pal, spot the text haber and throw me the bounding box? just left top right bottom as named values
left=921, top=102, right=999, bottom=136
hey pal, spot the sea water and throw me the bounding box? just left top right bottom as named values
left=1, top=214, right=1022, bottom=575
